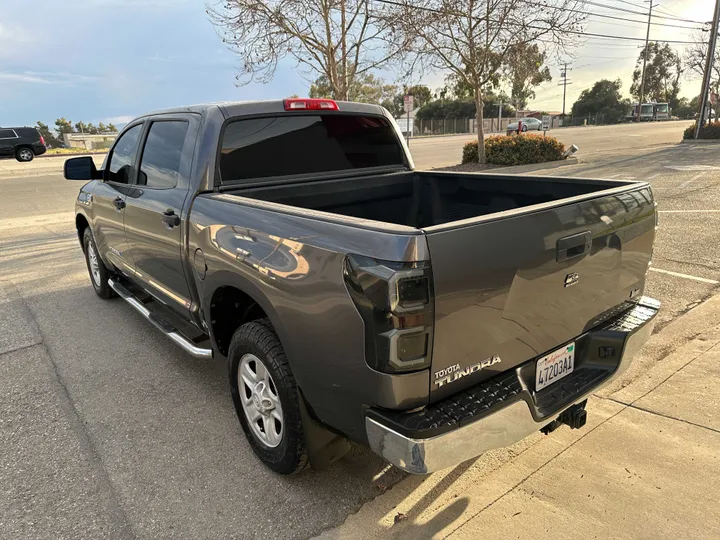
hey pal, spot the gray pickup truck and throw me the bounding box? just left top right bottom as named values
left=66, top=98, right=659, bottom=475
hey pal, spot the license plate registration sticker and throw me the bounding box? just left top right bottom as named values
left=535, top=343, right=575, bottom=391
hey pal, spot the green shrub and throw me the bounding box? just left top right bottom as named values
left=683, top=121, right=720, bottom=140
left=462, top=134, right=566, bottom=165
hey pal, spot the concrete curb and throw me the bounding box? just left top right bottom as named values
left=501, top=156, right=580, bottom=174
left=679, top=139, right=720, bottom=144
left=38, top=151, right=108, bottom=158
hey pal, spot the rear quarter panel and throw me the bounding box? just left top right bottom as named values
left=189, top=195, right=431, bottom=442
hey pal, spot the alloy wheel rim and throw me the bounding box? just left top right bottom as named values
left=238, top=353, right=284, bottom=448
left=19, top=149, right=32, bottom=160
left=87, top=242, right=101, bottom=286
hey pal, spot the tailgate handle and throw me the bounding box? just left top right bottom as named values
left=557, top=231, right=591, bottom=262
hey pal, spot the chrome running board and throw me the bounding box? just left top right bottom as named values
left=108, top=278, right=213, bottom=359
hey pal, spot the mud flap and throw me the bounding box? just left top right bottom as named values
left=299, top=395, right=351, bottom=470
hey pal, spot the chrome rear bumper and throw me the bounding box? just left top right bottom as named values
left=366, top=297, right=659, bottom=474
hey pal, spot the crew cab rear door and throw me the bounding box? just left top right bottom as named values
left=122, top=113, right=199, bottom=317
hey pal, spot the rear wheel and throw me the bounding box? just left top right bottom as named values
left=83, top=228, right=115, bottom=299
left=229, top=319, right=307, bottom=474
left=16, top=147, right=34, bottom=162
left=521, top=125, right=528, bottom=132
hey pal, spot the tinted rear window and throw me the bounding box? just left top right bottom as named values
left=219, top=114, right=404, bottom=183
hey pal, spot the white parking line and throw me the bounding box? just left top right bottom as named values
left=649, top=267, right=719, bottom=285
left=658, top=210, right=720, bottom=213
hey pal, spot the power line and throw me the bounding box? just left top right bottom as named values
left=372, top=0, right=705, bottom=43
left=582, top=0, right=708, bottom=25
left=519, top=0, right=703, bottom=30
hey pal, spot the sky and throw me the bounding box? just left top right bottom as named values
left=0, top=0, right=715, bottom=127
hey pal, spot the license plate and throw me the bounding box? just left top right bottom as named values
left=535, top=343, right=575, bottom=391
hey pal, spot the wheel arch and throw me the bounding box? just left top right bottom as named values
left=201, top=271, right=294, bottom=364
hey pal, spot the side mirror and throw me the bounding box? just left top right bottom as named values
left=64, top=156, right=101, bottom=180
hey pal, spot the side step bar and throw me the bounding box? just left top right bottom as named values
left=108, top=278, right=213, bottom=360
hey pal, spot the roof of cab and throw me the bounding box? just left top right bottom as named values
left=132, top=99, right=387, bottom=122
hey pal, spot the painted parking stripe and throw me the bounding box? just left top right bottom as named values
left=658, top=210, right=720, bottom=213
left=649, top=267, right=719, bottom=285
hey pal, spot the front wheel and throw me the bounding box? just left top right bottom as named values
left=83, top=228, right=116, bottom=299
left=522, top=125, right=528, bottom=132
left=229, top=319, right=308, bottom=474
left=16, top=147, right=34, bottom=162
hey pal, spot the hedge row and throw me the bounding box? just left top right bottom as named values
left=683, top=122, right=720, bottom=140
left=462, top=134, right=566, bottom=165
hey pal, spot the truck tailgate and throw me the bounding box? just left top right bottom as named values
left=425, top=184, right=656, bottom=401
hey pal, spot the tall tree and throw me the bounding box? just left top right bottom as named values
left=309, top=72, right=397, bottom=104
left=684, top=31, right=720, bottom=118
left=208, top=0, right=400, bottom=100
left=388, top=0, right=585, bottom=163
left=502, top=43, right=552, bottom=110
left=107, top=123, right=118, bottom=133
left=55, top=117, right=74, bottom=135
left=631, top=42, right=683, bottom=109
left=571, top=79, right=631, bottom=123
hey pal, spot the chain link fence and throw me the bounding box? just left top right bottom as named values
left=412, top=117, right=521, bottom=136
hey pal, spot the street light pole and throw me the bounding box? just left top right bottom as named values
left=637, top=1, right=655, bottom=122
left=695, top=0, right=720, bottom=139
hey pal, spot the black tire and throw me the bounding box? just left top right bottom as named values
left=521, top=125, right=528, bottom=132
left=82, top=228, right=116, bottom=299
left=16, top=147, right=34, bottom=162
left=229, top=319, right=308, bottom=475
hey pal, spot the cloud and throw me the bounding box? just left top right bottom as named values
left=0, top=70, right=101, bottom=86
left=100, top=115, right=134, bottom=126
left=0, top=72, right=54, bottom=84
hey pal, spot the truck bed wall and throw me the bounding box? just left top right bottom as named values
left=231, top=172, right=626, bottom=229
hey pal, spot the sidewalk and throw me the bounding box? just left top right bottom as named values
left=318, top=295, right=720, bottom=540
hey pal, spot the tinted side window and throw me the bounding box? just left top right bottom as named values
left=138, top=121, right=189, bottom=189
left=219, top=115, right=404, bottom=183
left=0, top=129, right=17, bottom=139
left=107, top=124, right=142, bottom=184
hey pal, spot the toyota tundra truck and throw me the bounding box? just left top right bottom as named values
left=65, top=98, right=659, bottom=475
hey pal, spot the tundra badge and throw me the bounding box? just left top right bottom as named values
left=434, top=355, right=502, bottom=388
left=564, top=273, right=579, bottom=287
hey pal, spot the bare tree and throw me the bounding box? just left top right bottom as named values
left=684, top=30, right=720, bottom=118
left=386, top=0, right=585, bottom=163
left=207, top=0, right=399, bottom=100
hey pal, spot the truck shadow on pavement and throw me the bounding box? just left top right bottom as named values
left=1, top=227, right=410, bottom=540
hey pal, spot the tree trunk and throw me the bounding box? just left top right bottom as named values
left=475, top=87, right=486, bottom=164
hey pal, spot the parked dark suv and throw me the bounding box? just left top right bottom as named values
left=0, top=127, right=47, bottom=162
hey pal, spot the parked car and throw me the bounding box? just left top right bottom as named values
left=0, top=127, right=47, bottom=161
left=65, top=99, right=659, bottom=475
left=506, top=117, right=543, bottom=134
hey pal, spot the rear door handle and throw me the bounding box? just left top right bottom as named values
left=557, top=231, right=591, bottom=262
left=113, top=197, right=125, bottom=211
left=162, top=209, right=181, bottom=229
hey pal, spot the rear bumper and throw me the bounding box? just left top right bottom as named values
left=365, top=296, right=660, bottom=474
left=33, top=144, right=47, bottom=156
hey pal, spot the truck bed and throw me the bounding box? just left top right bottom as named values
left=228, top=171, right=630, bottom=229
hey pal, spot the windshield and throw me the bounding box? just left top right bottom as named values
left=656, top=104, right=669, bottom=113
left=219, top=114, right=405, bottom=183
left=641, top=105, right=654, bottom=115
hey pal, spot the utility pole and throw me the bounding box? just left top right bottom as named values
left=559, top=63, right=573, bottom=122
left=637, top=1, right=655, bottom=122
left=695, top=0, right=720, bottom=139
left=496, top=102, right=503, bottom=132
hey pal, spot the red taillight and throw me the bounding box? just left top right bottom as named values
left=283, top=98, right=338, bottom=111
left=40, top=135, right=46, bottom=145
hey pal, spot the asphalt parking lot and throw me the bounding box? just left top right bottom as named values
left=1, top=123, right=718, bottom=539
